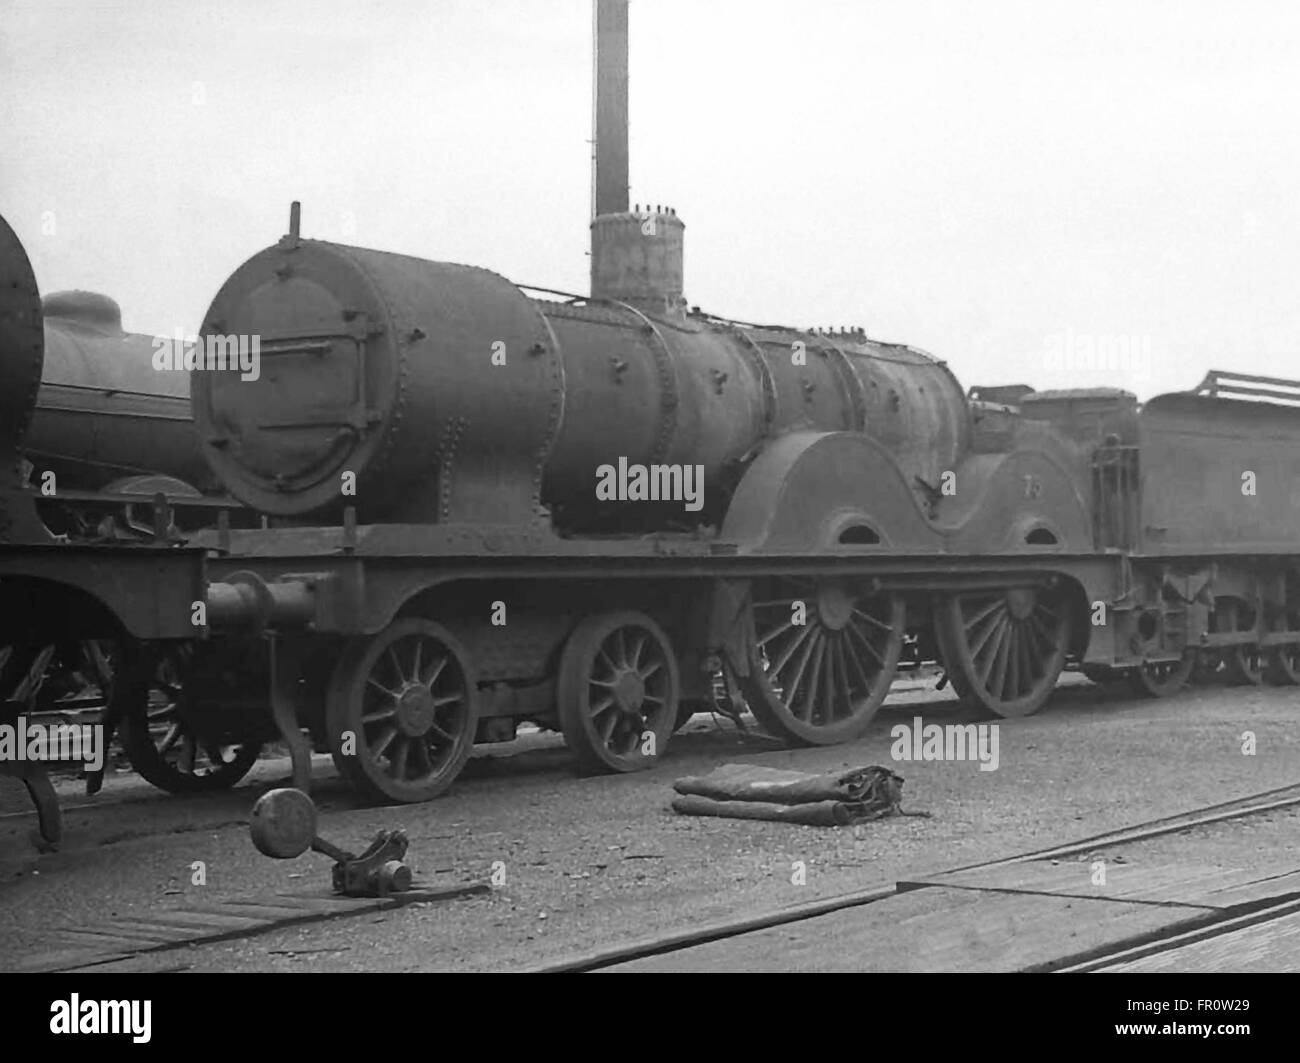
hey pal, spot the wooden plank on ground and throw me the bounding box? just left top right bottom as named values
left=10, top=880, right=487, bottom=973
left=1097, top=909, right=1300, bottom=972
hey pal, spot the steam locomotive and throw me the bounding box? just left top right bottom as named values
left=5, top=4, right=1300, bottom=811
left=7, top=191, right=1299, bottom=810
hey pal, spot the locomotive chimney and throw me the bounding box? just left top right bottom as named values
left=593, top=0, right=628, bottom=218
left=590, top=0, right=686, bottom=317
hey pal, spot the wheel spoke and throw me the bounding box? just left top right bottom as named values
left=367, top=677, right=400, bottom=699
left=782, top=626, right=821, bottom=705
left=989, top=620, right=1013, bottom=696
left=158, top=722, right=183, bottom=754
left=769, top=622, right=816, bottom=676
left=758, top=618, right=798, bottom=648
left=846, top=620, right=885, bottom=666
left=844, top=633, right=876, bottom=691
left=362, top=707, right=396, bottom=724
left=409, top=739, right=432, bottom=777
left=599, top=710, right=619, bottom=744
left=421, top=654, right=447, bottom=689
left=976, top=617, right=1009, bottom=687
left=968, top=604, right=1006, bottom=660
left=851, top=607, right=893, bottom=633
left=1018, top=625, right=1036, bottom=685
left=386, top=646, right=406, bottom=685
left=834, top=639, right=854, bottom=717
left=800, top=637, right=827, bottom=722
left=963, top=596, right=1005, bottom=635
left=390, top=739, right=410, bottom=780
left=371, top=725, right=398, bottom=757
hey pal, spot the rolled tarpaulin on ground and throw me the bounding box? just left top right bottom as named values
left=671, top=763, right=917, bottom=827
left=671, top=794, right=863, bottom=826
left=673, top=763, right=889, bottom=805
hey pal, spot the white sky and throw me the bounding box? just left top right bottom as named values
left=3, top=0, right=1299, bottom=397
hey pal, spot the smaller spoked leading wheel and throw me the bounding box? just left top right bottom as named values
left=1265, top=584, right=1300, bottom=685
left=326, top=618, right=479, bottom=803
left=935, top=584, right=1073, bottom=718
left=1265, top=632, right=1300, bottom=686
left=116, top=642, right=261, bottom=794
left=1223, top=644, right=1265, bottom=686
left=557, top=611, right=679, bottom=774
left=1127, top=650, right=1197, bottom=698
left=1210, top=599, right=1265, bottom=686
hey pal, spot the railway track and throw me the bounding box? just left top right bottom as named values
left=533, top=780, right=1300, bottom=972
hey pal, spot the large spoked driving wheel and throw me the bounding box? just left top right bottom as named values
left=557, top=611, right=680, bottom=774
left=935, top=585, right=1072, bottom=718
left=116, top=643, right=261, bottom=794
left=1128, top=650, right=1197, bottom=698
left=326, top=618, right=478, bottom=803
left=738, top=578, right=904, bottom=745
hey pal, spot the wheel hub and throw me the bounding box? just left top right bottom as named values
left=612, top=670, right=646, bottom=715
left=1005, top=588, right=1036, bottom=620
left=394, top=684, right=436, bottom=737
left=816, top=584, right=855, bottom=631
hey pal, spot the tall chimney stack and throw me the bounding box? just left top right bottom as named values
left=593, top=0, right=629, bottom=218
left=590, top=0, right=686, bottom=316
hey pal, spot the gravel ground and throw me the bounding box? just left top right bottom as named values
left=1, top=673, right=1296, bottom=972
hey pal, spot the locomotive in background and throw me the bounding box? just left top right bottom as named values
left=4, top=0, right=1300, bottom=814
left=0, top=214, right=252, bottom=810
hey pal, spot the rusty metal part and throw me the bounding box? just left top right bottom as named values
left=250, top=787, right=413, bottom=897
